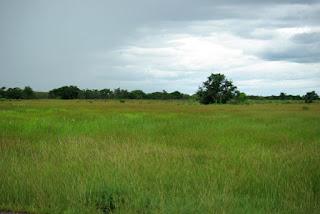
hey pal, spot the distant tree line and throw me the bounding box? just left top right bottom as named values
left=47, top=86, right=190, bottom=100
left=0, top=86, right=190, bottom=100
left=248, top=93, right=303, bottom=101
left=1, top=78, right=319, bottom=103
left=0, top=86, right=186, bottom=100
left=246, top=91, right=319, bottom=102
left=0, top=86, right=35, bottom=99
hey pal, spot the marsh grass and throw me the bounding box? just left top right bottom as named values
left=0, top=100, right=319, bottom=213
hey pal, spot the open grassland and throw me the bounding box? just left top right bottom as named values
left=0, top=100, right=320, bottom=213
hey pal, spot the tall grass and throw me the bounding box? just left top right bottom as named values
left=0, top=100, right=319, bottom=213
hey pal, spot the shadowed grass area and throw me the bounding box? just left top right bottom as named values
left=0, top=100, right=319, bottom=213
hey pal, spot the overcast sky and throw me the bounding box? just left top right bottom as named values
left=1, top=0, right=319, bottom=95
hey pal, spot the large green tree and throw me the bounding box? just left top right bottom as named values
left=6, top=87, right=23, bottom=99
left=129, top=90, right=146, bottom=99
left=304, top=91, right=319, bottom=103
left=197, top=73, right=238, bottom=104
left=49, top=86, right=80, bottom=99
left=100, top=89, right=113, bottom=99
left=22, top=86, right=35, bottom=99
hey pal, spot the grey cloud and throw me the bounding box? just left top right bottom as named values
left=0, top=0, right=320, bottom=94
left=260, top=43, right=320, bottom=63
left=291, top=32, right=320, bottom=44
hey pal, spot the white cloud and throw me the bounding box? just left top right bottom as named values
left=92, top=18, right=320, bottom=95
left=4, top=1, right=318, bottom=94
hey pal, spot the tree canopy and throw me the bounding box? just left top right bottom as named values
left=22, top=86, right=35, bottom=99
left=49, top=86, right=81, bottom=99
left=197, top=73, right=238, bottom=104
left=304, top=91, right=319, bottom=103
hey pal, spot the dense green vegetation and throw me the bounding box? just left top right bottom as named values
left=0, top=100, right=319, bottom=213
left=1, top=86, right=190, bottom=101
left=0, top=86, right=35, bottom=99
left=196, top=73, right=238, bottom=104
left=1, top=85, right=319, bottom=103
left=49, top=86, right=190, bottom=100
left=1, top=74, right=318, bottom=104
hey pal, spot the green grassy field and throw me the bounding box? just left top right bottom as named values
left=0, top=100, right=319, bottom=213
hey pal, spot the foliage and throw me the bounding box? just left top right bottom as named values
left=0, top=87, right=6, bottom=98
left=113, top=88, right=130, bottom=99
left=100, top=89, right=113, bottom=99
left=169, top=91, right=185, bottom=99
left=237, top=92, right=247, bottom=103
left=46, top=87, right=191, bottom=100
left=34, top=91, right=49, bottom=99
left=49, top=86, right=81, bottom=99
left=129, top=90, right=146, bottom=99
left=22, top=86, right=35, bottom=99
left=247, top=94, right=303, bottom=101
left=197, top=73, right=238, bottom=104
left=229, top=92, right=247, bottom=104
left=6, top=87, right=23, bottom=99
left=79, top=89, right=101, bottom=99
left=1, top=84, right=317, bottom=102
left=304, top=91, right=319, bottom=103
left=0, top=86, right=34, bottom=99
